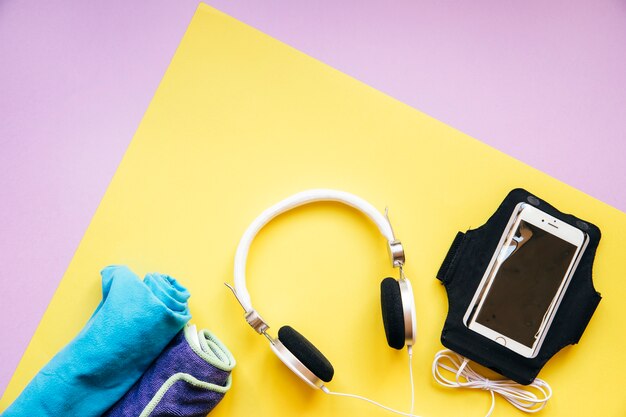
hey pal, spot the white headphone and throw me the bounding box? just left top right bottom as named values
left=226, top=189, right=416, bottom=389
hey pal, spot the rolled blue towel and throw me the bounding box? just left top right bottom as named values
left=2, top=265, right=191, bottom=417
left=104, top=325, right=235, bottom=417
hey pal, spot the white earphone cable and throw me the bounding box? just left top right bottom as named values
left=408, top=345, right=415, bottom=415
left=432, top=349, right=552, bottom=417
left=321, top=386, right=423, bottom=417
left=321, top=348, right=551, bottom=417
left=319, top=345, right=419, bottom=417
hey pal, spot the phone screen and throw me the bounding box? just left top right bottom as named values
left=475, top=220, right=577, bottom=348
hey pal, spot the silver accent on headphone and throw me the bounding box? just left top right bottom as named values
left=385, top=207, right=406, bottom=268
left=245, top=310, right=270, bottom=334
left=388, top=240, right=405, bottom=268
left=398, top=270, right=417, bottom=346
left=225, top=283, right=271, bottom=335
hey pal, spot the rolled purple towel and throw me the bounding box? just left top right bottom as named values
left=103, top=325, right=235, bottom=417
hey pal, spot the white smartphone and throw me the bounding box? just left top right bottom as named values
left=464, top=203, right=588, bottom=358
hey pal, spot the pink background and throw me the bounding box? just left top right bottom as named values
left=1, top=1, right=625, bottom=394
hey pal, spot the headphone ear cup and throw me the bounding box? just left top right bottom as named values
left=380, top=277, right=405, bottom=349
left=277, top=326, right=334, bottom=383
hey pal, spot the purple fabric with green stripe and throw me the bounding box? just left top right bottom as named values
left=103, top=328, right=235, bottom=417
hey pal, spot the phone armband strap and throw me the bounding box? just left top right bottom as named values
left=436, top=188, right=602, bottom=385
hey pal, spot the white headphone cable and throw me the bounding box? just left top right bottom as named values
left=321, top=385, right=423, bottom=417
left=321, top=348, right=551, bottom=417
left=408, top=345, right=415, bottom=415
left=432, top=349, right=552, bottom=417
left=320, top=346, right=419, bottom=417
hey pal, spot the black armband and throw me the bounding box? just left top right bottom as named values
left=437, top=188, right=601, bottom=385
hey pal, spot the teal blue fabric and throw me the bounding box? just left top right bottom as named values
left=2, top=265, right=191, bottom=417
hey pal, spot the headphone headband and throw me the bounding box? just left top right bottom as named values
left=230, top=189, right=405, bottom=334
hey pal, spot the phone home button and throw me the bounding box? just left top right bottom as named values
left=495, top=337, right=507, bottom=346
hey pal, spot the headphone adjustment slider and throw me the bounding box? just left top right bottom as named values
left=245, top=309, right=270, bottom=334
left=388, top=239, right=405, bottom=268
left=384, top=207, right=405, bottom=268
left=224, top=282, right=271, bottom=334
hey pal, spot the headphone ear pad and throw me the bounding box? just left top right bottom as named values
left=381, top=277, right=405, bottom=350
left=278, top=326, right=334, bottom=382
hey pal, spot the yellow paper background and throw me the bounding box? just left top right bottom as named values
left=2, top=4, right=625, bottom=416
